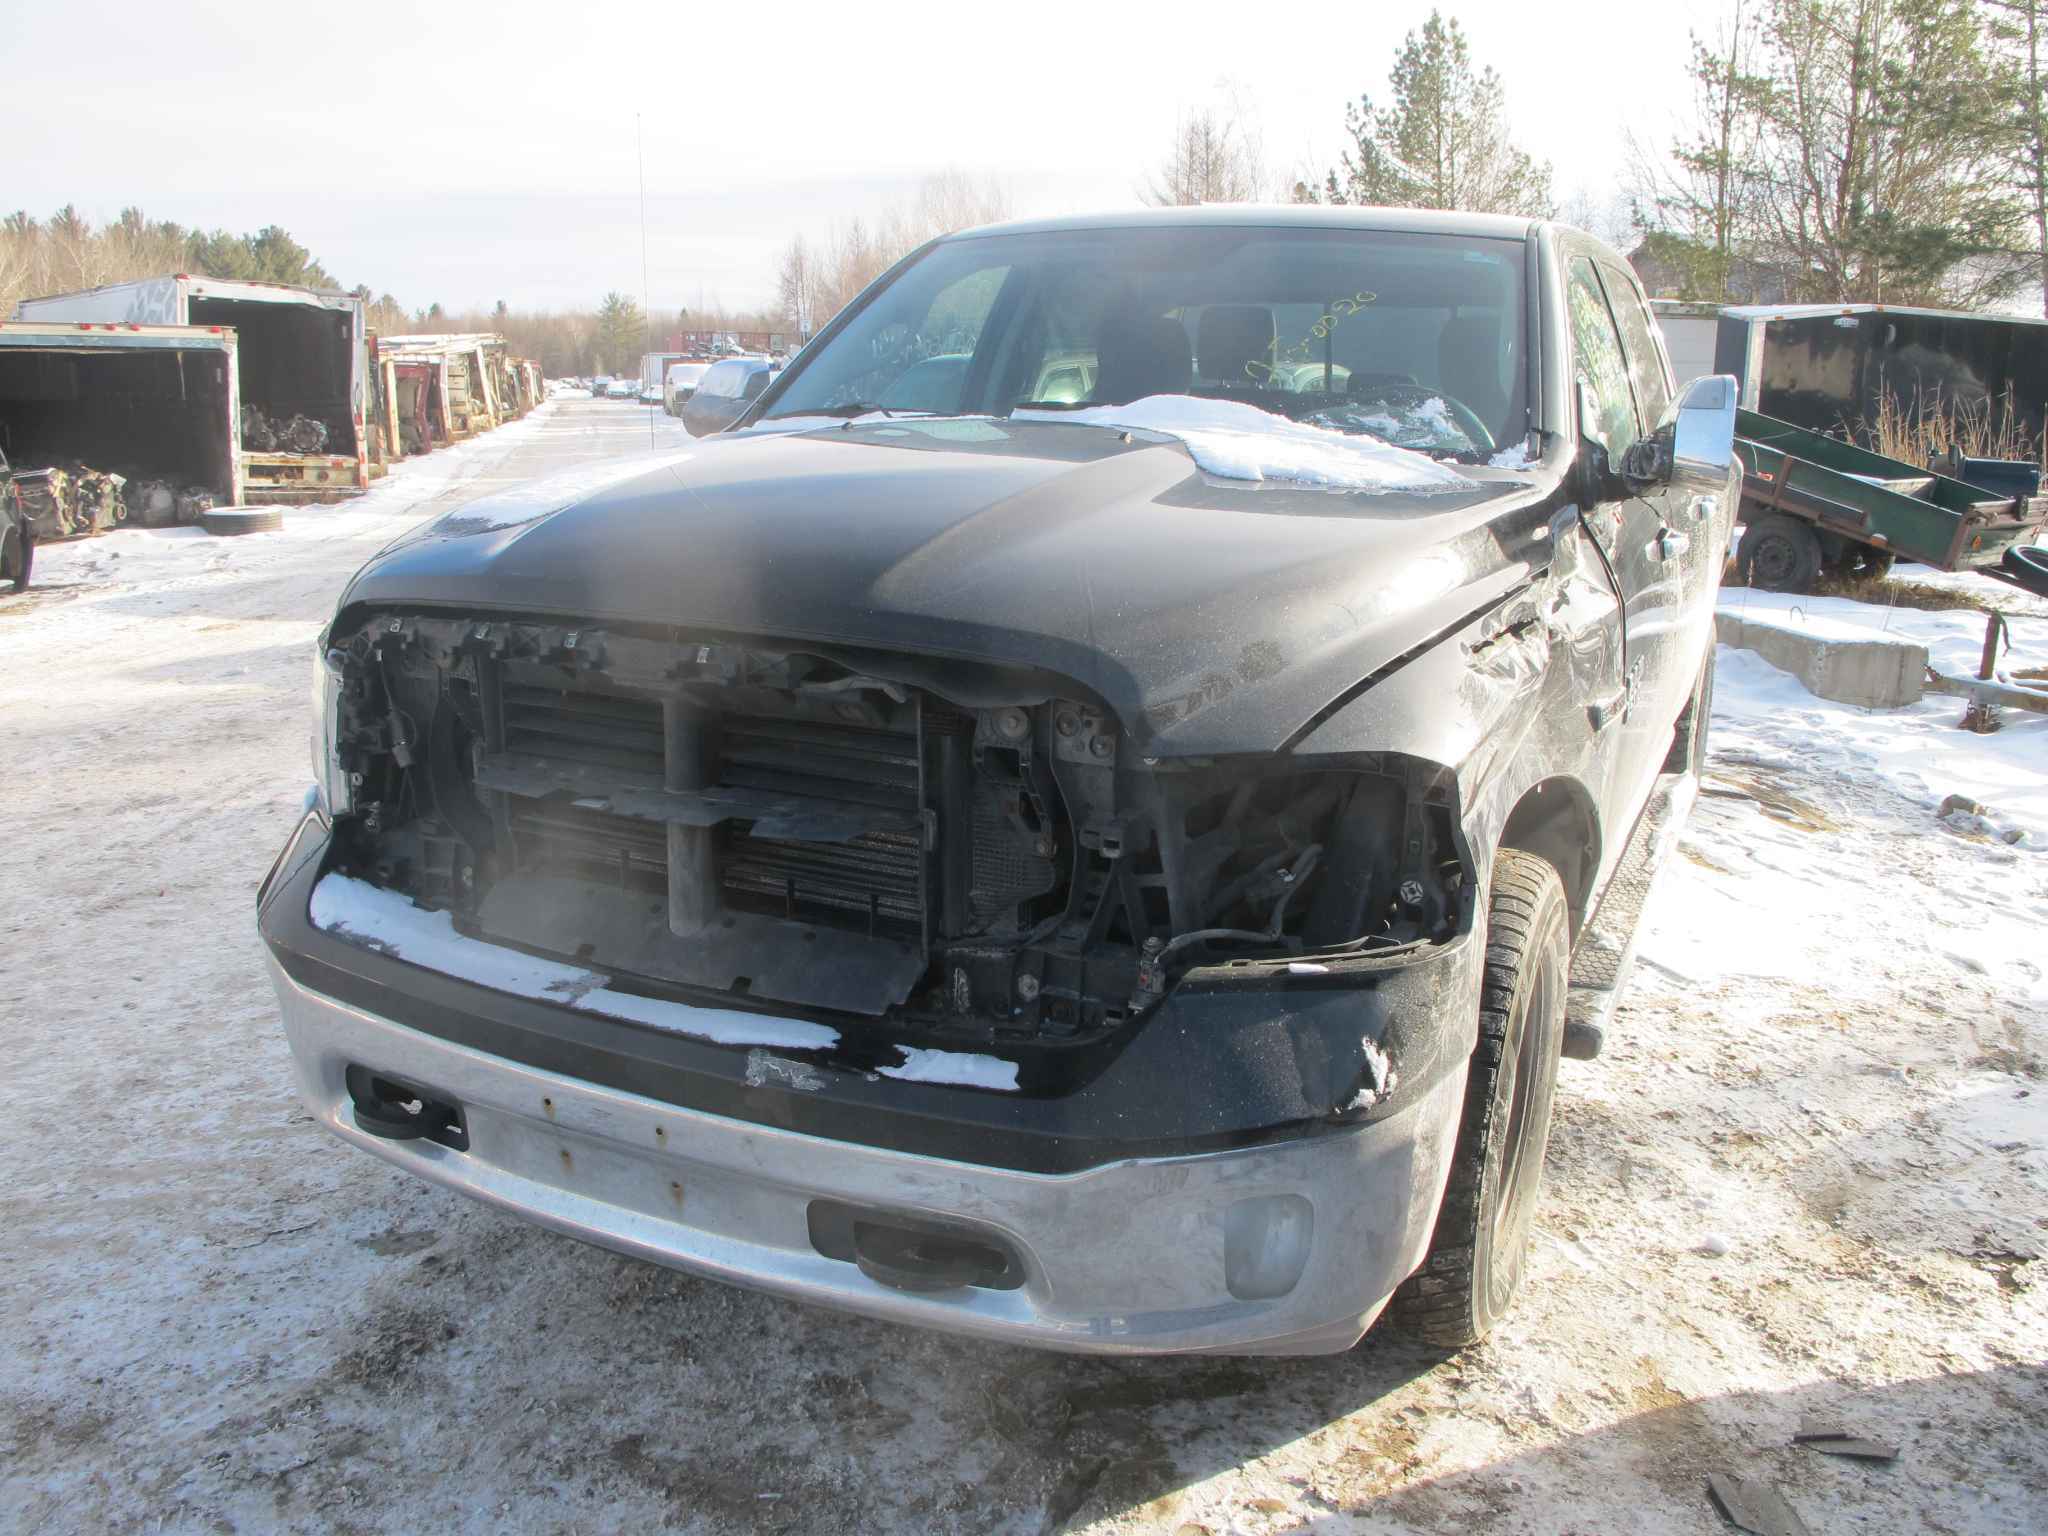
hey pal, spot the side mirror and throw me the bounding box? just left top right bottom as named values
left=1666, top=373, right=1738, bottom=490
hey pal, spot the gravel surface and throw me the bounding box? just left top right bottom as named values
left=2, top=399, right=2041, bottom=1535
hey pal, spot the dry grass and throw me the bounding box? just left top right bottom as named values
left=1809, top=570, right=2009, bottom=613
left=1864, top=389, right=2045, bottom=474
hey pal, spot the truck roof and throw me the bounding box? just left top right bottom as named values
left=941, top=203, right=1543, bottom=245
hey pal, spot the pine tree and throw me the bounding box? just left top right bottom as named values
left=595, top=291, right=645, bottom=374
left=1304, top=12, right=1553, bottom=217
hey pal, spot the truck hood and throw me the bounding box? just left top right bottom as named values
left=342, top=418, right=1549, bottom=753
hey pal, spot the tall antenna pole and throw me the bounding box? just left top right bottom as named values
left=637, top=112, right=654, bottom=448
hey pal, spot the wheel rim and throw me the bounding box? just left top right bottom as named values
left=1749, top=532, right=1800, bottom=588
left=1492, top=947, right=1557, bottom=1254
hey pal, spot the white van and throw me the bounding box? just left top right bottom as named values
left=664, top=362, right=712, bottom=416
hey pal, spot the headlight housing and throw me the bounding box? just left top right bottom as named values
left=312, top=640, right=352, bottom=820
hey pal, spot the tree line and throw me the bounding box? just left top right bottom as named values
left=0, top=208, right=346, bottom=317
left=0, top=207, right=781, bottom=376
left=1142, top=2, right=2045, bottom=314
left=10, top=3, right=2041, bottom=376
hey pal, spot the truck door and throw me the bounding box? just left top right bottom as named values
left=1597, top=259, right=1719, bottom=729
left=1562, top=251, right=1673, bottom=825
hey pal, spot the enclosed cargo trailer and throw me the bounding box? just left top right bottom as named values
left=15, top=275, right=367, bottom=501
left=1714, top=303, right=2048, bottom=452
left=0, top=321, right=242, bottom=523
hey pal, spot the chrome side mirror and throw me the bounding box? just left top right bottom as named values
left=1667, top=373, right=1738, bottom=490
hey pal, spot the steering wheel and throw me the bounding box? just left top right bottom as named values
left=1314, top=382, right=1496, bottom=454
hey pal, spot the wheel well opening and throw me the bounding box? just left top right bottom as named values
left=1498, top=778, right=1600, bottom=937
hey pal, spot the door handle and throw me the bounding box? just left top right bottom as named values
left=1649, top=528, right=1691, bottom=562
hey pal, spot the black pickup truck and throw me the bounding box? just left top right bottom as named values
left=260, top=207, right=1738, bottom=1355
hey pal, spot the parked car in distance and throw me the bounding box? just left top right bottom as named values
left=0, top=445, right=29, bottom=593
left=678, top=357, right=776, bottom=436
left=266, top=207, right=1740, bottom=1359
left=604, top=379, right=638, bottom=401
left=637, top=383, right=663, bottom=405
left=665, top=362, right=712, bottom=415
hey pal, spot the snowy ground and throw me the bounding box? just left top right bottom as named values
left=1, top=399, right=2042, bottom=1535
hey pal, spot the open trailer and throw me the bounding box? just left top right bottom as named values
left=1734, top=408, right=2048, bottom=592
left=0, top=321, right=242, bottom=529
left=14, top=275, right=367, bottom=502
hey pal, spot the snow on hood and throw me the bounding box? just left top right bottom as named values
left=1010, top=395, right=1477, bottom=494
left=429, top=450, right=697, bottom=535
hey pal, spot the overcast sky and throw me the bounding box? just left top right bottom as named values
left=6, top=0, right=1719, bottom=315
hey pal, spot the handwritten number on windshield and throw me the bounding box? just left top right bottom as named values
left=1309, top=292, right=1376, bottom=341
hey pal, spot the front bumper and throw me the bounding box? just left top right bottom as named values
left=269, top=954, right=1466, bottom=1355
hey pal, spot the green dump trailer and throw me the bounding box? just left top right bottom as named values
left=1733, top=409, right=2048, bottom=594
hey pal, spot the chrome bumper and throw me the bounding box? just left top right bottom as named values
left=269, top=955, right=1464, bottom=1356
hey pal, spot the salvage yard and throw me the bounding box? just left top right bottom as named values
left=2, top=397, right=2043, bottom=1534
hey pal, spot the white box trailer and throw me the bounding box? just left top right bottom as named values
left=640, top=351, right=693, bottom=391
left=15, top=275, right=367, bottom=501
left=0, top=320, right=242, bottom=513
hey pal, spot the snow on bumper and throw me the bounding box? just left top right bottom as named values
left=268, top=955, right=1465, bottom=1356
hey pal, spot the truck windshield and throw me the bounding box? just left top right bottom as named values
left=762, top=225, right=1528, bottom=459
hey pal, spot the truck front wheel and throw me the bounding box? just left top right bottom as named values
left=1391, top=848, right=1569, bottom=1348
left=3, top=526, right=30, bottom=593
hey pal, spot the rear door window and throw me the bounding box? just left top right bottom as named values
left=1565, top=256, right=1641, bottom=460
left=1598, top=264, right=1675, bottom=429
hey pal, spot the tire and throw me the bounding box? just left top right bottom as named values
left=2004, top=545, right=2048, bottom=599
left=3, top=526, right=30, bottom=593
left=1737, top=513, right=1823, bottom=592
left=1391, top=848, right=1570, bottom=1348
left=1662, top=645, right=1716, bottom=777
left=199, top=506, right=285, bottom=537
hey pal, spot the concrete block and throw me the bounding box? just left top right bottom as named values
left=1715, top=609, right=1927, bottom=707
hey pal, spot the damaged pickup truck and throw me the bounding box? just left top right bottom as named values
left=259, top=208, right=1739, bottom=1355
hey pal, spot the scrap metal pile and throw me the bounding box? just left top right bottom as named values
left=12, top=462, right=217, bottom=540
left=239, top=403, right=329, bottom=455
left=16, top=464, right=122, bottom=540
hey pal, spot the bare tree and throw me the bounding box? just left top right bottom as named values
left=1626, top=1, right=1770, bottom=298
left=775, top=234, right=825, bottom=340
left=1140, top=108, right=1265, bottom=205
left=1986, top=0, right=2048, bottom=313
left=790, top=171, right=1012, bottom=331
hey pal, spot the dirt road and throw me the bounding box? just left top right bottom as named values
left=2, top=399, right=2041, bottom=1535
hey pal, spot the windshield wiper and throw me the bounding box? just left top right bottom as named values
left=765, top=402, right=932, bottom=420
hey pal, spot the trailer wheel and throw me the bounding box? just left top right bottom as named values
left=200, top=507, right=285, bottom=537
left=1738, top=513, right=1823, bottom=592
left=1389, top=848, right=1569, bottom=1348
